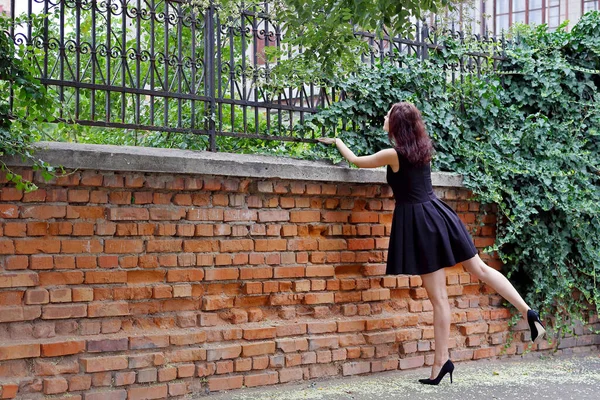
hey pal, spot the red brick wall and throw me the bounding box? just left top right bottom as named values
left=0, top=166, right=598, bottom=399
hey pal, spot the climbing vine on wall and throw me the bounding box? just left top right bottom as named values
left=0, top=15, right=60, bottom=191
left=304, top=13, right=600, bottom=338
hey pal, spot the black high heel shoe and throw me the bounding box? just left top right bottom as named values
left=419, top=359, right=454, bottom=385
left=527, top=309, right=546, bottom=343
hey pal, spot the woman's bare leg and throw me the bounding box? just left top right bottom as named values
left=461, top=254, right=530, bottom=317
left=421, top=268, right=451, bottom=379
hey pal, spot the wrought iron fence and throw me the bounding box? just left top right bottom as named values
left=7, top=0, right=508, bottom=151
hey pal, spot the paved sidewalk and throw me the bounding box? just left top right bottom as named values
left=200, top=352, right=600, bottom=400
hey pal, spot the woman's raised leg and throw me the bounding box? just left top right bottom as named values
left=461, top=255, right=529, bottom=317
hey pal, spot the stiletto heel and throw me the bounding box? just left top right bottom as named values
left=418, top=359, right=454, bottom=385
left=527, top=309, right=546, bottom=343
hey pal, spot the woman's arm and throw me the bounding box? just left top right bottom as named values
left=317, top=138, right=398, bottom=169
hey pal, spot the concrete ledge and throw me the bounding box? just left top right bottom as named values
left=2, top=142, right=464, bottom=187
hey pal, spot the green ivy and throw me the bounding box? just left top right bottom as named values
left=302, top=13, right=600, bottom=338
left=0, top=15, right=60, bottom=191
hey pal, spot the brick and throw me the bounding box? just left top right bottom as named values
left=474, top=347, right=496, bottom=360
left=399, top=355, right=425, bottom=370
left=61, top=239, right=103, bottom=254
left=50, top=288, right=72, bottom=303
left=304, top=292, right=334, bottom=304
left=41, top=341, right=85, bottom=357
left=242, top=341, right=276, bottom=357
left=107, top=208, right=149, bottom=220
left=130, top=335, right=170, bottom=350
left=42, top=304, right=87, bottom=320
left=157, top=367, right=177, bottom=382
left=276, top=338, right=309, bottom=353
left=219, top=239, right=254, bottom=252
left=14, top=239, right=61, bottom=254
left=175, top=363, right=194, bottom=378
left=206, top=344, right=242, bottom=361
left=187, top=209, right=223, bottom=221
left=243, top=327, right=277, bottom=340
left=286, top=239, right=318, bottom=252
left=85, top=271, right=127, bottom=284
left=66, top=206, right=106, bottom=219
left=273, top=266, right=305, bottom=278
left=137, top=368, right=158, bottom=383
left=0, top=204, right=19, bottom=218
left=87, top=339, right=129, bottom=353
left=168, top=382, right=188, bottom=397
left=105, top=239, right=144, bottom=254
left=207, top=376, right=244, bottom=392
left=337, top=320, right=366, bottom=333
left=2, top=304, right=41, bottom=323
left=258, top=210, right=289, bottom=222
left=25, top=289, right=50, bottom=305
left=245, top=370, right=278, bottom=387
left=4, top=222, right=26, bottom=237
left=81, top=356, right=128, bottom=373
left=278, top=367, right=304, bottom=383
left=167, top=269, right=204, bottom=282
left=127, top=270, right=166, bottom=284
left=204, top=268, right=239, bottom=281
left=254, top=239, right=287, bottom=252
left=308, top=336, right=339, bottom=351
left=94, top=383, right=119, bottom=397
left=223, top=210, right=258, bottom=222
left=342, top=361, right=370, bottom=376
left=39, top=271, right=83, bottom=285
left=364, top=331, right=396, bottom=345
left=305, top=265, right=335, bottom=277
left=34, top=358, right=79, bottom=376
left=290, top=211, right=320, bottom=223
left=88, top=302, right=129, bottom=318
left=21, top=205, right=66, bottom=219
left=183, top=239, right=219, bottom=252
left=0, top=344, right=40, bottom=360
left=69, top=375, right=92, bottom=391
left=458, top=322, right=489, bottom=335
left=366, top=317, right=394, bottom=330
left=126, top=384, right=169, bottom=400
left=147, top=239, right=182, bottom=252
left=3, top=255, right=28, bottom=270
left=43, top=377, right=68, bottom=395
left=165, top=348, right=206, bottom=363
left=84, top=389, right=128, bottom=400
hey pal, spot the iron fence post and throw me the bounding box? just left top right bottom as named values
left=204, top=2, right=216, bottom=151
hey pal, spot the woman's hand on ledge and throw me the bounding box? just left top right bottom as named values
left=317, top=137, right=337, bottom=145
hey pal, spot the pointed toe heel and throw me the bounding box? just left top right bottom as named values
left=527, top=309, right=546, bottom=343
left=419, top=359, right=454, bottom=385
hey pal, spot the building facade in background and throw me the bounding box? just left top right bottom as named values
left=0, top=0, right=9, bottom=15
left=436, top=0, right=599, bottom=36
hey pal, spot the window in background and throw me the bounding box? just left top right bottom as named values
left=583, top=0, right=599, bottom=12
left=494, top=0, right=562, bottom=34
left=548, top=0, right=561, bottom=30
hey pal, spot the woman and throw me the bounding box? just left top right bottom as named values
left=317, top=102, right=545, bottom=385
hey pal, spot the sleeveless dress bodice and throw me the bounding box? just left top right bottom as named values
left=384, top=149, right=478, bottom=275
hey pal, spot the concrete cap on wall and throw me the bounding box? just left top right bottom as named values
left=2, top=142, right=464, bottom=187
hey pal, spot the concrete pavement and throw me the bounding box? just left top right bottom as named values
left=200, top=352, right=600, bottom=400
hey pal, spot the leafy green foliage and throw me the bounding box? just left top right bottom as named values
left=271, top=0, right=449, bottom=80
left=303, top=12, right=600, bottom=337
left=0, top=15, right=60, bottom=191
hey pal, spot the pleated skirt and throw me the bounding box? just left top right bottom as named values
left=385, top=197, right=478, bottom=276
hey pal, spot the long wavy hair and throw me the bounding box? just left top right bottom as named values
left=387, top=102, right=433, bottom=166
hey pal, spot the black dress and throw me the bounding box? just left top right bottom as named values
left=385, top=149, right=478, bottom=276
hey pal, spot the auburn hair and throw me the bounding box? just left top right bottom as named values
left=387, top=102, right=433, bottom=166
